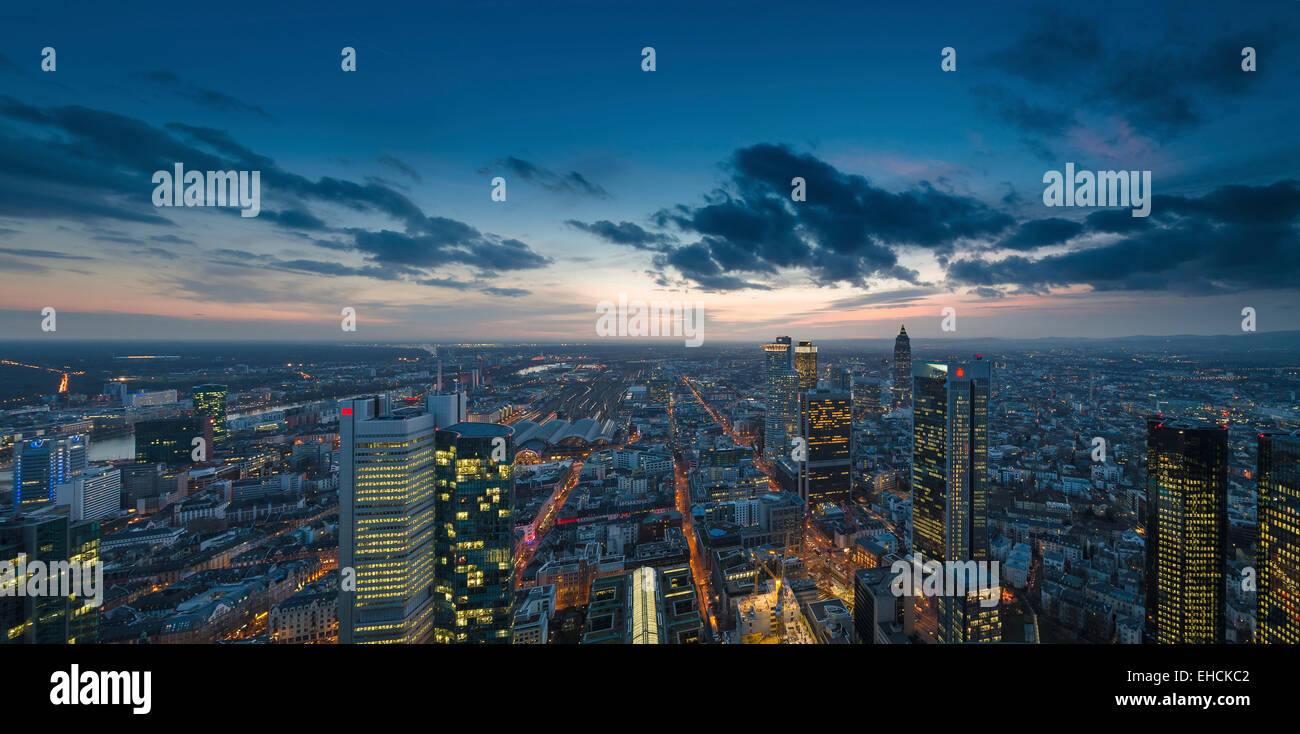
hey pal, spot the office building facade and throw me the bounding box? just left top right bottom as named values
left=1144, top=419, right=1228, bottom=644
left=1256, top=431, right=1297, bottom=643
left=799, top=388, right=852, bottom=506
left=339, top=397, right=438, bottom=644
left=911, top=359, right=998, bottom=643
left=192, top=384, right=229, bottom=443
left=434, top=422, right=516, bottom=643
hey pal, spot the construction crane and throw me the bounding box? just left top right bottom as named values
left=750, top=546, right=789, bottom=641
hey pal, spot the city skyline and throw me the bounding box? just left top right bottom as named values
left=1, top=2, right=1298, bottom=342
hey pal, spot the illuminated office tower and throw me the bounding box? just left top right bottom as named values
left=1144, top=419, right=1227, bottom=644
left=1, top=511, right=101, bottom=644
left=434, top=422, right=515, bottom=643
left=339, top=397, right=437, bottom=644
left=800, top=388, right=852, bottom=506
left=192, top=384, right=229, bottom=443
left=1256, top=430, right=1298, bottom=643
left=762, top=338, right=797, bottom=460
left=15, top=434, right=87, bottom=505
left=794, top=341, right=819, bottom=391
left=56, top=466, right=121, bottom=522
left=646, top=371, right=673, bottom=406
left=892, top=325, right=911, bottom=409
left=911, top=359, right=999, bottom=643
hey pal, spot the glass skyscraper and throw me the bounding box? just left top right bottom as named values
left=763, top=337, right=798, bottom=461
left=15, top=434, right=87, bottom=505
left=1144, top=419, right=1227, bottom=644
left=910, top=359, right=998, bottom=643
left=892, top=325, right=911, bottom=409
left=800, top=388, right=852, bottom=506
left=192, top=384, right=229, bottom=443
left=1256, top=430, right=1298, bottom=644
left=794, top=340, right=818, bottom=391
left=134, top=417, right=213, bottom=467
left=434, top=422, right=515, bottom=643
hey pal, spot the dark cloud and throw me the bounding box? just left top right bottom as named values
left=565, top=219, right=675, bottom=250
left=946, top=180, right=1300, bottom=294
left=0, top=97, right=551, bottom=296
left=0, top=246, right=94, bottom=260
left=982, top=13, right=1290, bottom=140
left=973, top=85, right=1073, bottom=137
left=993, top=217, right=1084, bottom=251
left=621, top=144, right=1011, bottom=291
left=480, top=156, right=611, bottom=199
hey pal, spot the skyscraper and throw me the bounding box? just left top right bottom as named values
left=192, top=384, right=229, bottom=443
left=911, top=359, right=998, bottom=643
left=1144, top=419, right=1228, bottom=644
left=434, top=422, right=515, bottom=643
left=0, top=510, right=101, bottom=644
left=800, top=388, right=852, bottom=506
left=763, top=337, right=798, bottom=460
left=134, top=417, right=213, bottom=467
left=852, top=376, right=884, bottom=417
left=55, top=466, right=121, bottom=522
left=339, top=397, right=438, bottom=644
left=794, top=340, right=819, bottom=391
left=1255, top=430, right=1298, bottom=644
left=892, top=325, right=911, bottom=409
left=15, top=434, right=87, bottom=505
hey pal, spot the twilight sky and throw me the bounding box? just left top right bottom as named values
left=0, top=0, right=1297, bottom=342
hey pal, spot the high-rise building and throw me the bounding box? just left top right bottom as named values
left=800, top=388, right=852, bottom=506
left=56, top=466, right=121, bottom=522
left=794, top=341, right=819, bottom=391
left=762, top=338, right=798, bottom=460
left=1, top=510, right=101, bottom=644
left=192, top=384, right=229, bottom=443
left=426, top=390, right=468, bottom=427
left=646, top=370, right=673, bottom=406
left=892, top=325, right=911, bottom=409
left=1257, top=430, right=1299, bottom=644
left=911, top=359, right=999, bottom=643
left=1144, top=419, right=1228, bottom=644
left=15, top=434, right=87, bottom=505
left=836, top=366, right=854, bottom=392
left=853, top=376, right=884, bottom=417
left=338, top=397, right=438, bottom=644
left=434, top=422, right=516, bottom=643
left=1257, top=430, right=1299, bottom=643
left=134, top=417, right=213, bottom=467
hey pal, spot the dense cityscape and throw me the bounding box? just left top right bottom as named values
left=3, top=332, right=1296, bottom=646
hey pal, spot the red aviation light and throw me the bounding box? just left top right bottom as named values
left=956, top=367, right=965, bottom=377
left=341, top=408, right=353, bottom=416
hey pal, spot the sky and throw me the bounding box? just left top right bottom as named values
left=0, top=0, right=1297, bottom=343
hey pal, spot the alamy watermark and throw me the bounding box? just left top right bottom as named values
left=0, top=555, right=104, bottom=607
left=152, top=163, right=261, bottom=217
left=596, top=294, right=705, bottom=347
left=1043, top=162, right=1151, bottom=217
left=889, top=558, right=1000, bottom=608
